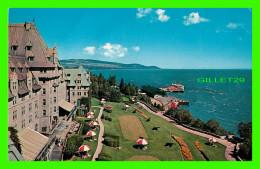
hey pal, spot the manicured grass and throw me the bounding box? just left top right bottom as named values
left=118, top=115, right=148, bottom=141
left=91, top=97, right=100, bottom=107
left=100, top=101, right=227, bottom=161
left=125, top=155, right=160, bottom=161
left=73, top=106, right=101, bottom=161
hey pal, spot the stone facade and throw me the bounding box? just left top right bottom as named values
left=8, top=22, right=67, bottom=134
left=64, top=66, right=91, bottom=105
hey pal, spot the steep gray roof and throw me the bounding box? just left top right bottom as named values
left=8, top=138, right=24, bottom=161
left=64, top=65, right=91, bottom=87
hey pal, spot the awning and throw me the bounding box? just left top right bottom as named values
left=17, top=127, right=49, bottom=161
left=59, top=99, right=75, bottom=112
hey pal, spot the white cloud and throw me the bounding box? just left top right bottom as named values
left=136, top=8, right=170, bottom=22
left=183, top=12, right=209, bottom=26
left=136, top=8, right=152, bottom=18
left=226, top=23, right=242, bottom=29
left=156, top=9, right=170, bottom=22
left=132, top=46, right=140, bottom=52
left=83, top=46, right=96, bottom=55
left=99, top=43, right=128, bottom=58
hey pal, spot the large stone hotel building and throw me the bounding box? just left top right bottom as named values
left=8, top=22, right=91, bottom=161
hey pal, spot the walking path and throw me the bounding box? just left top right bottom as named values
left=92, top=107, right=104, bottom=161
left=137, top=102, right=236, bottom=161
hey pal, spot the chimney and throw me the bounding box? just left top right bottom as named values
left=25, top=22, right=31, bottom=30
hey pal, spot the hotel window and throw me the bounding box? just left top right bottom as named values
left=78, top=92, right=81, bottom=96
left=19, top=80, right=23, bottom=87
left=50, top=98, right=52, bottom=104
left=42, top=88, right=46, bottom=95
left=40, top=68, right=47, bottom=73
left=35, top=112, right=38, bottom=119
left=13, top=110, right=17, bottom=120
left=54, top=106, right=56, bottom=112
left=43, top=99, right=46, bottom=106
left=72, top=92, right=75, bottom=96
left=35, top=101, right=38, bottom=109
left=50, top=87, right=52, bottom=93
left=50, top=108, right=52, bottom=114
left=13, top=96, right=17, bottom=105
left=54, top=97, right=56, bottom=103
left=28, top=56, right=34, bottom=61
left=42, top=80, right=46, bottom=84
left=11, top=68, right=15, bottom=72
left=67, top=74, right=70, bottom=77
left=35, top=124, right=38, bottom=131
left=25, top=46, right=32, bottom=51
left=21, top=106, right=25, bottom=116
left=43, top=110, right=46, bottom=116
left=29, top=103, right=32, bottom=111
left=54, top=87, right=56, bottom=93
left=84, top=92, right=86, bottom=96
left=77, top=86, right=81, bottom=89
left=11, top=46, right=18, bottom=55
left=22, top=120, right=25, bottom=129
left=29, top=115, right=32, bottom=123
left=19, top=68, right=23, bottom=73
left=42, top=127, right=47, bottom=132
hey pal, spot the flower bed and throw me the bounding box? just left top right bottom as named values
left=172, top=135, right=192, bottom=161
left=195, top=141, right=203, bottom=151
left=133, top=106, right=149, bottom=119
left=194, top=141, right=211, bottom=161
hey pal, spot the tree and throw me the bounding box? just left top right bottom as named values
left=192, top=118, right=205, bottom=129
left=88, top=85, right=92, bottom=112
left=110, top=88, right=122, bottom=102
left=108, top=75, right=117, bottom=86
left=119, top=78, right=124, bottom=91
left=237, top=122, right=252, bottom=139
left=80, top=97, right=90, bottom=109
left=203, top=119, right=220, bottom=133
left=8, top=127, right=21, bottom=153
left=237, top=122, right=252, bottom=161
left=130, top=86, right=137, bottom=96
left=64, top=135, right=84, bottom=159
left=92, top=82, right=99, bottom=97
left=82, top=124, right=91, bottom=135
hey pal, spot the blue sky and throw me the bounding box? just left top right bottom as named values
left=9, top=8, right=252, bottom=69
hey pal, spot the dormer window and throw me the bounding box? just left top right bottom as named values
left=28, top=56, right=34, bottom=61
left=11, top=46, right=18, bottom=51
left=26, top=46, right=32, bottom=51
left=19, top=80, right=23, bottom=87
left=67, top=74, right=70, bottom=77
left=11, top=68, right=15, bottom=72
left=11, top=46, right=18, bottom=55
left=19, top=68, right=23, bottom=73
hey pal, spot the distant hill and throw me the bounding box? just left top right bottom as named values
left=60, top=59, right=161, bottom=70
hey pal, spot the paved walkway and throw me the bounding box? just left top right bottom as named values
left=92, top=107, right=104, bottom=161
left=137, top=102, right=236, bottom=161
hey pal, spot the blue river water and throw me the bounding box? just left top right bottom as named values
left=92, top=69, right=252, bottom=134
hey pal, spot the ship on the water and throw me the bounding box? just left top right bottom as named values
left=160, top=83, right=185, bottom=93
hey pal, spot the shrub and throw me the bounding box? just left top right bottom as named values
left=103, top=133, right=119, bottom=147
left=98, top=153, right=112, bottom=161
left=105, top=116, right=108, bottom=120
left=101, top=114, right=104, bottom=119
left=82, top=124, right=91, bottom=135
left=108, top=117, right=112, bottom=121
left=104, top=107, right=112, bottom=113
left=64, top=135, right=84, bottom=159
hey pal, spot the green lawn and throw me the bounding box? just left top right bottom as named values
left=91, top=97, right=100, bottom=107
left=100, top=101, right=227, bottom=161
left=73, top=106, right=101, bottom=161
